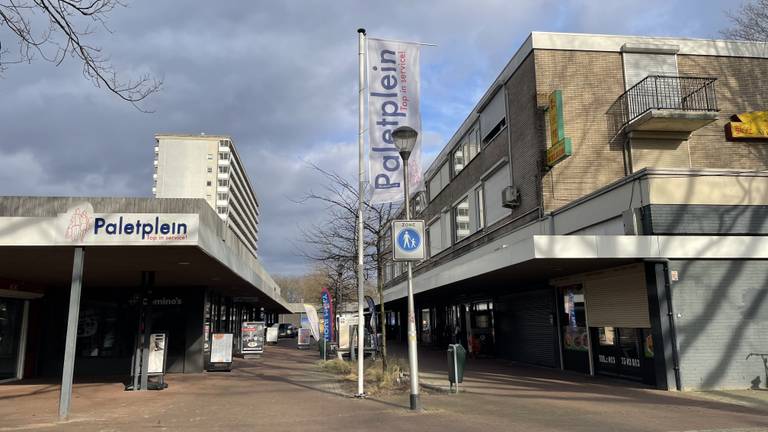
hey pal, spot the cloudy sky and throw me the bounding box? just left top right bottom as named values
left=0, top=0, right=740, bottom=275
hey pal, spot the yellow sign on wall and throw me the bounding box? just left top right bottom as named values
left=726, top=111, right=768, bottom=140
left=546, top=90, right=571, bottom=167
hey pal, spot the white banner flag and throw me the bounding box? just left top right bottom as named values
left=367, top=38, right=423, bottom=204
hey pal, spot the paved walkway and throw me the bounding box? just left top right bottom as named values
left=0, top=340, right=766, bottom=431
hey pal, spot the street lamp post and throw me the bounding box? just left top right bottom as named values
left=391, top=125, right=421, bottom=411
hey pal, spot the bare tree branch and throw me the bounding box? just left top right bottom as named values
left=722, top=0, right=768, bottom=42
left=0, top=0, right=161, bottom=111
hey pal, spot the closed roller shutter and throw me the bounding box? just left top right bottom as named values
left=495, top=289, right=556, bottom=367
left=585, top=265, right=650, bottom=328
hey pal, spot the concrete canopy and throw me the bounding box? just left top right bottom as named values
left=0, top=196, right=289, bottom=312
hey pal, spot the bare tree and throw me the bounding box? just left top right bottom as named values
left=722, top=0, right=768, bottom=41
left=295, top=163, right=398, bottom=370
left=273, top=269, right=330, bottom=305
left=0, top=0, right=161, bottom=109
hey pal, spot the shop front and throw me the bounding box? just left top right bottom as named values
left=554, top=264, right=657, bottom=386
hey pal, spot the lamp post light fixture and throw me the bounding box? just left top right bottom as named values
left=391, top=125, right=421, bottom=411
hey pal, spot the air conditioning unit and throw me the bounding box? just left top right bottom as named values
left=501, top=186, right=520, bottom=209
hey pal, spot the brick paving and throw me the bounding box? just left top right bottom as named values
left=0, top=340, right=766, bottom=431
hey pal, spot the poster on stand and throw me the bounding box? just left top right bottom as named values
left=241, top=321, right=265, bottom=355
left=297, top=328, right=311, bottom=349
left=266, top=325, right=279, bottom=344
left=147, top=333, right=167, bottom=375
left=209, top=333, right=233, bottom=371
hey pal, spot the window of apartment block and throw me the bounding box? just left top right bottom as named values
left=206, top=180, right=212, bottom=187
left=440, top=209, right=452, bottom=250
left=218, top=179, right=228, bottom=187
left=219, top=140, right=229, bottom=148
left=153, top=166, right=158, bottom=174
left=428, top=162, right=451, bottom=202
left=479, top=89, right=506, bottom=143
left=207, top=167, right=213, bottom=173
left=475, top=186, right=485, bottom=230
left=219, top=152, right=229, bottom=160
left=207, top=154, right=213, bottom=160
left=218, top=166, right=229, bottom=174
left=452, top=124, right=480, bottom=177
left=217, top=206, right=227, bottom=214
left=483, top=164, right=510, bottom=226
left=217, top=193, right=227, bottom=201
left=427, top=217, right=442, bottom=256
left=454, top=196, right=471, bottom=242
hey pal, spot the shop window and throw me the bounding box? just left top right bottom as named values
left=561, top=285, right=588, bottom=352
left=599, top=327, right=616, bottom=346
left=76, top=300, right=134, bottom=359
left=0, top=299, right=23, bottom=379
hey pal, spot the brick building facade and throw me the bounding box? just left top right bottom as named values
left=381, top=32, right=768, bottom=391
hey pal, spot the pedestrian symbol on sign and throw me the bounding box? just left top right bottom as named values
left=398, top=228, right=420, bottom=251
left=392, top=220, right=425, bottom=261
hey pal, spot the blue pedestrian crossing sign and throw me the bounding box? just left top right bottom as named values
left=392, top=220, right=425, bottom=261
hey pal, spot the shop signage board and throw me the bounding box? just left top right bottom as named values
left=0, top=202, right=199, bottom=246
left=209, top=333, right=233, bottom=370
left=241, top=322, right=264, bottom=355
left=297, top=328, right=311, bottom=349
left=147, top=333, right=167, bottom=375
left=392, top=220, right=425, bottom=261
left=266, top=326, right=279, bottom=344
left=546, top=90, right=572, bottom=168
left=726, top=111, right=768, bottom=140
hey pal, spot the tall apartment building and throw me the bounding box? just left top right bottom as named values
left=381, top=32, right=768, bottom=391
left=153, top=134, right=260, bottom=257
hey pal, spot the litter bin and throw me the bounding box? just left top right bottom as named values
left=447, top=344, right=466, bottom=389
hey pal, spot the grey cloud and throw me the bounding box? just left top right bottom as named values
left=0, top=0, right=732, bottom=275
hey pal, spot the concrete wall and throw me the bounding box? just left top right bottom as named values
left=670, top=259, right=768, bottom=390
left=156, top=137, right=218, bottom=204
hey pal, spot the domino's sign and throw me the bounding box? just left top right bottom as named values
left=392, top=220, right=425, bottom=261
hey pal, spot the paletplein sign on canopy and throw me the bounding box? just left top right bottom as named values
left=0, top=202, right=198, bottom=246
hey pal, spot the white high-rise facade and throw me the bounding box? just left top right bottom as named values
left=153, top=134, right=260, bottom=257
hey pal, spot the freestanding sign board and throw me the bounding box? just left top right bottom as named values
left=297, top=328, right=311, bottom=349
left=392, top=220, right=425, bottom=261
left=241, top=321, right=264, bottom=356
left=147, top=333, right=167, bottom=375
left=208, top=333, right=234, bottom=371
left=266, top=326, right=279, bottom=344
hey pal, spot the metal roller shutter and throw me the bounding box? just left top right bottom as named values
left=584, top=265, right=650, bottom=328
left=495, top=289, right=556, bottom=367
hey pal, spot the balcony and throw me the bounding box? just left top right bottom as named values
left=608, top=76, right=719, bottom=138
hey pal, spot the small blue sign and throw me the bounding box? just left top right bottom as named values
left=397, top=228, right=420, bottom=252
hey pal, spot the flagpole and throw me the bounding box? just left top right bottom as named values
left=356, top=27, right=367, bottom=398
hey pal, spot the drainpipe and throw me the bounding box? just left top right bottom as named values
left=646, top=258, right=682, bottom=391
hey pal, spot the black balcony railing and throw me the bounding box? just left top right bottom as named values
left=607, top=75, right=718, bottom=133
